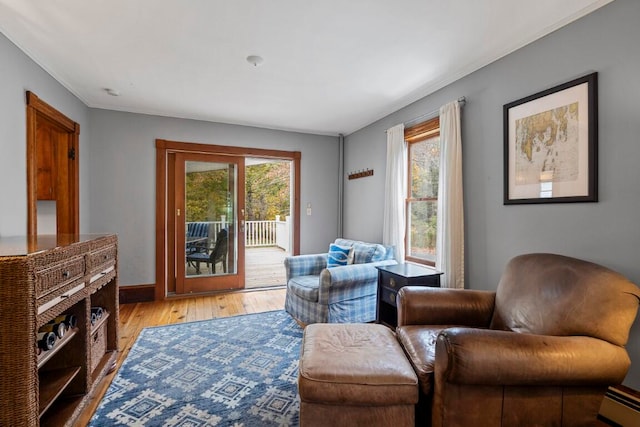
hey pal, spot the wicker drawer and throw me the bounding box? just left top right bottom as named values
left=90, top=316, right=108, bottom=373
left=87, top=244, right=116, bottom=276
left=35, top=255, right=85, bottom=299
left=37, top=281, right=85, bottom=316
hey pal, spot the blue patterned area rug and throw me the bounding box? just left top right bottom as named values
left=90, top=310, right=303, bottom=426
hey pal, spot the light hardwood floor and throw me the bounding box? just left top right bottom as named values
left=76, top=287, right=287, bottom=426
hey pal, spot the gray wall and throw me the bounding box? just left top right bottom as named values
left=0, top=32, right=90, bottom=236
left=344, top=0, right=640, bottom=389
left=0, top=30, right=340, bottom=287
left=87, top=110, right=339, bottom=286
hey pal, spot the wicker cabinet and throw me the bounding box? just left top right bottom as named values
left=0, top=234, right=118, bottom=426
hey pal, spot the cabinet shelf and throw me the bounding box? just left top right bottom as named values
left=40, top=394, right=84, bottom=427
left=92, top=350, right=118, bottom=383
left=90, top=310, right=109, bottom=334
left=37, top=327, right=79, bottom=369
left=38, top=366, right=81, bottom=417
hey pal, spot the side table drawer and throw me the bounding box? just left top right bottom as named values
left=380, top=286, right=399, bottom=308
left=417, top=274, right=441, bottom=287
left=379, top=274, right=406, bottom=290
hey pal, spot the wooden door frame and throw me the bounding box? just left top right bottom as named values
left=26, top=91, right=80, bottom=236
left=155, top=139, right=301, bottom=301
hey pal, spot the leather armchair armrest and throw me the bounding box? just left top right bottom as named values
left=435, top=327, right=631, bottom=386
left=397, top=287, right=495, bottom=327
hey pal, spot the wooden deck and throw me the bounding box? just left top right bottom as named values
left=186, top=246, right=288, bottom=289
left=245, top=246, right=288, bottom=289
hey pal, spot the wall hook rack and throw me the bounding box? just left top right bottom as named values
left=348, top=168, right=374, bottom=180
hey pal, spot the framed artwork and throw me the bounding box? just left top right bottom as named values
left=503, top=72, right=598, bottom=204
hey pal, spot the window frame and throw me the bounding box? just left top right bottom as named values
left=405, top=117, right=440, bottom=266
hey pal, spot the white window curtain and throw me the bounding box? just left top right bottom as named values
left=436, top=101, right=464, bottom=288
left=382, top=123, right=406, bottom=262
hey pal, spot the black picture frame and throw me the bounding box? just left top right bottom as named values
left=503, top=72, right=598, bottom=204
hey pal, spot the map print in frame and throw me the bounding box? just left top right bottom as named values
left=503, top=73, right=598, bottom=204
left=515, top=103, right=579, bottom=186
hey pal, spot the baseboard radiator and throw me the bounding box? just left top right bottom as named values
left=600, top=386, right=640, bottom=426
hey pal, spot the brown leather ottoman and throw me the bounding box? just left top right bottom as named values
left=298, top=323, right=419, bottom=427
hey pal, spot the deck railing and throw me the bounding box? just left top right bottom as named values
left=246, top=218, right=290, bottom=250
left=245, top=220, right=275, bottom=247
left=187, top=217, right=290, bottom=250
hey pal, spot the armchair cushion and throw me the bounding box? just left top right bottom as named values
left=288, top=275, right=321, bottom=301
left=353, top=242, right=385, bottom=263
left=334, top=238, right=392, bottom=264
left=396, top=325, right=451, bottom=396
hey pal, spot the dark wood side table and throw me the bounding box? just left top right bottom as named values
left=376, top=263, right=442, bottom=328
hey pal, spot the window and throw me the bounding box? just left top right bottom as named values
left=405, top=117, right=440, bottom=266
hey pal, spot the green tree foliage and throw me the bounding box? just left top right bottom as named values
left=184, top=161, right=290, bottom=223
left=185, top=168, right=230, bottom=222
left=245, top=162, right=290, bottom=220
left=409, top=138, right=440, bottom=257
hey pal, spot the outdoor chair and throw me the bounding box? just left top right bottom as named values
left=186, top=222, right=211, bottom=255
left=187, top=228, right=228, bottom=274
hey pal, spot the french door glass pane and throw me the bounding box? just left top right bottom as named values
left=184, top=161, right=236, bottom=277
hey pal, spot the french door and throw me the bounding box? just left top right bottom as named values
left=156, top=139, right=301, bottom=300
left=173, top=152, right=245, bottom=294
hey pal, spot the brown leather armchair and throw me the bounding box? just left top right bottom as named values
left=396, top=253, right=640, bottom=427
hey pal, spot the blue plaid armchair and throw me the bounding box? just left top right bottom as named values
left=284, top=238, right=397, bottom=325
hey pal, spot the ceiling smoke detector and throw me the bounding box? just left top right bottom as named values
left=246, top=55, right=264, bottom=67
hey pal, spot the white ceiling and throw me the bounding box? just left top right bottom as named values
left=0, top=0, right=613, bottom=136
